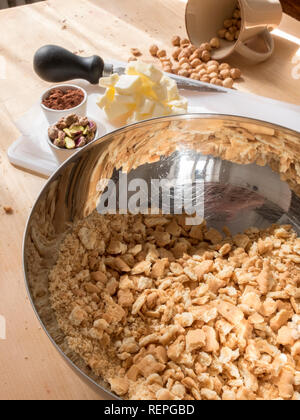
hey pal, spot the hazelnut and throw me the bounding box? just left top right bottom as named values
left=198, top=69, right=207, bottom=77
left=218, top=29, right=227, bottom=39
left=178, top=69, right=190, bottom=78
left=157, top=49, right=167, bottom=58
left=149, top=45, right=159, bottom=57
left=163, top=66, right=173, bottom=74
left=207, top=65, right=218, bottom=74
left=190, top=73, right=200, bottom=80
left=196, top=64, right=206, bottom=72
left=178, top=50, right=190, bottom=60
left=201, top=50, right=211, bottom=62
left=225, top=31, right=235, bottom=42
left=179, top=57, right=189, bottom=66
left=172, top=65, right=180, bottom=75
left=219, top=63, right=231, bottom=71
left=131, top=48, right=142, bottom=57
left=181, top=62, right=191, bottom=70
left=224, top=19, right=233, bottom=29
left=172, top=47, right=182, bottom=60
left=229, top=26, right=238, bottom=35
left=230, top=68, right=242, bottom=79
left=223, top=77, right=234, bottom=88
left=219, top=69, right=231, bottom=80
left=201, top=76, right=210, bottom=83
left=128, top=56, right=137, bottom=62
left=193, top=49, right=202, bottom=58
left=172, top=36, right=181, bottom=47
left=207, top=60, right=219, bottom=67
left=233, top=9, right=241, bottom=19
left=180, top=38, right=190, bottom=47
left=208, top=72, right=218, bottom=80
left=210, top=37, right=220, bottom=49
left=191, top=58, right=201, bottom=68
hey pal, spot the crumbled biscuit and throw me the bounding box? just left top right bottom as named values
left=49, top=213, right=300, bottom=400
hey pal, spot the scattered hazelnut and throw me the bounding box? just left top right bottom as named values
left=207, top=65, right=218, bottom=74
left=179, top=57, right=189, bottom=66
left=219, top=63, right=231, bottom=71
left=178, top=69, right=190, bottom=78
left=219, top=69, right=231, bottom=80
left=224, top=19, right=233, bottom=29
left=198, top=69, right=207, bottom=77
left=128, top=56, right=137, bottom=62
left=230, top=68, right=242, bottom=80
left=163, top=65, right=173, bottom=74
left=218, top=29, right=227, bottom=39
left=172, top=47, right=182, bottom=60
left=172, top=36, right=181, bottom=47
left=191, top=58, right=201, bottom=68
left=178, top=50, right=190, bottom=60
left=207, top=60, right=219, bottom=67
left=210, top=37, right=220, bottom=49
left=180, top=38, right=190, bottom=47
left=201, top=76, right=210, bottom=83
left=149, top=45, right=159, bottom=57
left=223, top=77, right=234, bottom=88
left=201, top=50, right=211, bottom=62
left=131, top=48, right=142, bottom=57
left=225, top=31, right=235, bottom=42
left=190, top=73, right=200, bottom=80
left=3, top=206, right=13, bottom=215
left=157, top=49, right=167, bottom=58
left=181, top=63, right=191, bottom=70
left=208, top=72, right=219, bottom=80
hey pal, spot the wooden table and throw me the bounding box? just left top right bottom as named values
left=0, top=0, right=299, bottom=401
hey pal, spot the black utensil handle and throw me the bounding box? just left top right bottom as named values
left=33, top=45, right=104, bottom=84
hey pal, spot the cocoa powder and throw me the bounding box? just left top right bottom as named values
left=42, top=88, right=84, bottom=110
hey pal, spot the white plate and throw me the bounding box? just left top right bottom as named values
left=8, top=83, right=300, bottom=177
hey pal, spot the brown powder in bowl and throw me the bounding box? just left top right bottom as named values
left=42, top=87, right=85, bottom=110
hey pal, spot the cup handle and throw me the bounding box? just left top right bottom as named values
left=235, top=30, right=274, bottom=63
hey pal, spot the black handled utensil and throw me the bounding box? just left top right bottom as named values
left=33, top=45, right=226, bottom=93
left=34, top=45, right=105, bottom=84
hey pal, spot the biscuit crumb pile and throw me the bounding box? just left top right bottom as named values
left=49, top=213, right=300, bottom=400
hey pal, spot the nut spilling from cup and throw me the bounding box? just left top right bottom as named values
left=147, top=36, right=242, bottom=89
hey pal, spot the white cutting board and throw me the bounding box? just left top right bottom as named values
left=7, top=75, right=300, bottom=177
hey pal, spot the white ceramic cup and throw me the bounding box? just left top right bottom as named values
left=41, top=84, right=88, bottom=125
left=186, top=0, right=283, bottom=63
left=47, top=123, right=99, bottom=165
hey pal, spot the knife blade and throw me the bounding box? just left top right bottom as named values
left=34, top=45, right=226, bottom=94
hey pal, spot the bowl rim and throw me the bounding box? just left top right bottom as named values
left=40, top=84, right=88, bottom=113
left=22, top=112, right=300, bottom=398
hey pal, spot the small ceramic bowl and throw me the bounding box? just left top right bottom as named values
left=41, top=84, right=88, bottom=125
left=47, top=119, right=99, bottom=165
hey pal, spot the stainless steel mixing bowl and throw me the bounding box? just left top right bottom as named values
left=23, top=114, right=300, bottom=399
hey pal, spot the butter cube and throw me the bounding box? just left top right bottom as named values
left=97, top=87, right=115, bottom=109
left=127, top=61, right=163, bottom=83
left=161, top=76, right=180, bottom=101
left=114, top=94, right=136, bottom=105
left=99, top=73, right=120, bottom=88
left=152, top=102, right=171, bottom=118
left=140, top=98, right=156, bottom=115
left=115, top=75, right=142, bottom=95
left=105, top=101, right=131, bottom=121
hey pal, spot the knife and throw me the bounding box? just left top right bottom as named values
left=33, top=45, right=225, bottom=93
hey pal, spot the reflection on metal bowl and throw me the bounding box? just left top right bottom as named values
left=23, top=114, right=300, bottom=398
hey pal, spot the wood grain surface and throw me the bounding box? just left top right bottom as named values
left=281, top=0, right=300, bottom=21
left=0, top=0, right=299, bottom=401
